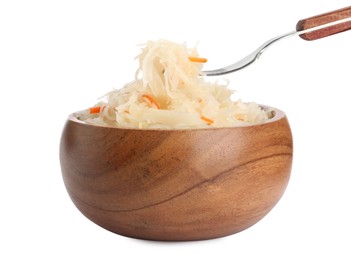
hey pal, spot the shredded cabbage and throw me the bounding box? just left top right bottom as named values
left=81, top=39, right=271, bottom=129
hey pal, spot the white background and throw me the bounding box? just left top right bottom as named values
left=1, top=0, right=351, bottom=259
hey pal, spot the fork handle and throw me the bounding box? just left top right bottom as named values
left=296, top=6, right=351, bottom=40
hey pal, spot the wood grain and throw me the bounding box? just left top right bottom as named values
left=296, top=6, right=351, bottom=41
left=60, top=107, right=293, bottom=241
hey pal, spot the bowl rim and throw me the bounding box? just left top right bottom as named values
left=67, top=105, right=287, bottom=131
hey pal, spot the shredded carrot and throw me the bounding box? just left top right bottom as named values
left=89, top=106, right=101, bottom=114
left=188, top=56, right=208, bottom=63
left=235, top=114, right=245, bottom=121
left=201, top=116, right=214, bottom=125
left=142, top=94, right=160, bottom=109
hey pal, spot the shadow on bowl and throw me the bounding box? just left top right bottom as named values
left=60, top=106, right=293, bottom=241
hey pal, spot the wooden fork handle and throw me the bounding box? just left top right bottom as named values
left=296, top=6, right=351, bottom=41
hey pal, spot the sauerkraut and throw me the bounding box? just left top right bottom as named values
left=80, top=39, right=271, bottom=129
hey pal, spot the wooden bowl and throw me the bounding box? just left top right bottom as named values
left=60, top=106, right=293, bottom=241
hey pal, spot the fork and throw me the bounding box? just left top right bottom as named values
left=201, top=6, right=351, bottom=76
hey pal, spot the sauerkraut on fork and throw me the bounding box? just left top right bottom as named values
left=80, top=39, right=271, bottom=129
